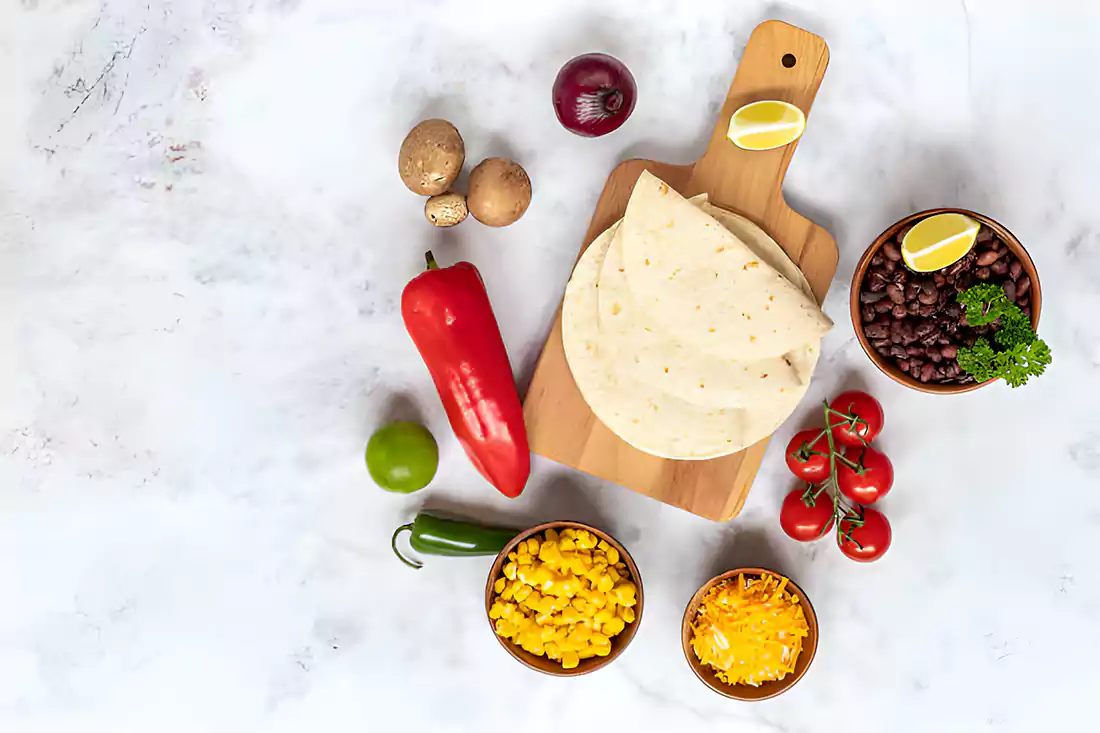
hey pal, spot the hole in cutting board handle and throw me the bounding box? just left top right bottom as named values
left=781, top=53, right=796, bottom=68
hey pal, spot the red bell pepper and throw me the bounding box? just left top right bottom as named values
left=401, top=252, right=530, bottom=497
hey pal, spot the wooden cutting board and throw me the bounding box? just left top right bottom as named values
left=523, top=21, right=838, bottom=521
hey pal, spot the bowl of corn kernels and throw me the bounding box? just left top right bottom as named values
left=681, top=569, right=818, bottom=700
left=484, top=520, right=643, bottom=676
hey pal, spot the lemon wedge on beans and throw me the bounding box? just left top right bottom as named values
left=727, top=100, right=806, bottom=151
left=900, top=213, right=981, bottom=273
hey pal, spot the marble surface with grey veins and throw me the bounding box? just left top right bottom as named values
left=3, top=1, right=1100, bottom=731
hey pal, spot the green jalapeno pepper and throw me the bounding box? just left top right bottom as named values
left=391, top=512, right=520, bottom=569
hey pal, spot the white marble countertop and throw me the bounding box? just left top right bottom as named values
left=3, top=1, right=1100, bottom=731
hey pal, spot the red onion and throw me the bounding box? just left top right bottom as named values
left=552, top=53, right=637, bottom=137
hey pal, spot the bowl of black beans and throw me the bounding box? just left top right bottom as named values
left=851, top=208, right=1042, bottom=394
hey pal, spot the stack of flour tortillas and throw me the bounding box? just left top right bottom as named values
left=562, top=171, right=833, bottom=460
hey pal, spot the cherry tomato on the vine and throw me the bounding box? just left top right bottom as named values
left=836, top=445, right=894, bottom=505
left=780, top=487, right=836, bottom=542
left=784, top=429, right=831, bottom=482
left=828, top=391, right=884, bottom=448
left=837, top=507, right=891, bottom=562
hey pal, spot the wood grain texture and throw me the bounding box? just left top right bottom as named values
left=523, top=21, right=837, bottom=521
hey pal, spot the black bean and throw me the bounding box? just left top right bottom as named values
left=991, top=260, right=1008, bottom=276
left=975, top=267, right=991, bottom=280
left=886, top=283, right=904, bottom=304
left=946, top=303, right=963, bottom=318
left=915, top=321, right=934, bottom=339
left=871, top=253, right=885, bottom=267
left=918, top=290, right=938, bottom=305
left=941, top=344, right=958, bottom=359
left=890, top=345, right=908, bottom=359
left=976, top=249, right=1004, bottom=266
left=928, top=348, right=942, bottom=363
left=875, top=300, right=893, bottom=314
left=896, top=225, right=914, bottom=242
left=892, top=303, right=908, bottom=320
left=917, top=304, right=936, bottom=317
left=905, top=283, right=921, bottom=301
left=869, top=272, right=887, bottom=292
left=1017, top=275, right=1031, bottom=297
left=898, top=359, right=910, bottom=373
left=1009, top=261, right=1022, bottom=280
left=860, top=291, right=886, bottom=304
left=901, top=323, right=918, bottom=344
left=884, top=259, right=897, bottom=274
left=883, top=242, right=902, bottom=261
left=976, top=227, right=993, bottom=244
left=872, top=338, right=891, bottom=349
left=1002, top=280, right=1016, bottom=303
left=920, top=363, right=935, bottom=382
left=907, top=301, right=920, bottom=315
left=906, top=345, right=924, bottom=356
left=865, top=323, right=890, bottom=339
left=933, top=366, right=947, bottom=380
left=933, top=272, right=946, bottom=287
left=862, top=306, right=876, bottom=322
left=909, top=356, right=924, bottom=368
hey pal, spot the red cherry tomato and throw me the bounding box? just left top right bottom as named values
left=780, top=488, right=836, bottom=542
left=837, top=507, right=891, bottom=562
left=828, top=391, right=885, bottom=448
left=784, top=429, right=831, bottom=482
left=836, top=445, right=894, bottom=505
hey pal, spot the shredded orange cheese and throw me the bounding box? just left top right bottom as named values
left=690, top=573, right=809, bottom=687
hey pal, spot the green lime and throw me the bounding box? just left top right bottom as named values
left=366, top=421, right=438, bottom=493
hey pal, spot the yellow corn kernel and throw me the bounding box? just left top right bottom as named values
left=569, top=625, right=592, bottom=644
left=559, top=607, right=581, bottom=625
left=507, top=552, right=518, bottom=562
left=526, top=537, right=540, bottom=554
left=560, top=538, right=576, bottom=552
left=597, top=539, right=610, bottom=552
left=561, top=651, right=579, bottom=669
left=501, top=586, right=515, bottom=601
left=577, top=532, right=597, bottom=550
left=513, top=585, right=533, bottom=602
left=612, top=582, right=637, bottom=606
left=571, top=598, right=588, bottom=613
left=516, top=542, right=528, bottom=556
left=594, top=644, right=611, bottom=657
left=503, top=562, right=518, bottom=580
left=595, top=575, right=613, bottom=593
left=578, top=648, right=596, bottom=659
left=545, top=528, right=558, bottom=542
left=540, top=625, right=556, bottom=641
left=608, top=568, right=621, bottom=585
left=584, top=591, right=606, bottom=609
left=544, top=642, right=559, bottom=657
left=603, top=617, right=626, bottom=636
left=517, top=553, right=533, bottom=566
left=488, top=602, right=504, bottom=619
left=605, top=547, right=620, bottom=565
left=522, top=591, right=542, bottom=610
left=494, top=578, right=507, bottom=594
left=594, top=608, right=614, bottom=625
left=619, top=606, right=635, bottom=623
left=590, top=632, right=611, bottom=647
left=582, top=602, right=598, bottom=617
left=614, top=562, right=628, bottom=574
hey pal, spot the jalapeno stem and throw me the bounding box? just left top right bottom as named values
left=391, top=524, right=424, bottom=569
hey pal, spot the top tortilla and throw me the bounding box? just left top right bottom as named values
left=615, top=171, right=831, bottom=361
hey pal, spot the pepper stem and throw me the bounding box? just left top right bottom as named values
left=424, top=251, right=439, bottom=271
left=391, top=524, right=424, bottom=569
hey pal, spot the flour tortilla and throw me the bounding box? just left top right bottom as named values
left=615, top=171, right=831, bottom=361
left=594, top=199, right=806, bottom=408
left=561, top=179, right=825, bottom=459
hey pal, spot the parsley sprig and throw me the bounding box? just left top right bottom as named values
left=956, top=284, right=1051, bottom=387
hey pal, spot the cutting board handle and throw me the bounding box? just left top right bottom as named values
left=690, top=21, right=830, bottom=217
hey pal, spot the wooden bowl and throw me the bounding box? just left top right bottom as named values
left=484, top=520, right=643, bottom=677
left=681, top=568, right=818, bottom=701
left=851, top=208, right=1042, bottom=394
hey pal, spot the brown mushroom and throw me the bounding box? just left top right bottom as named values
left=424, top=193, right=468, bottom=227
left=398, top=119, right=465, bottom=196
left=466, top=158, right=532, bottom=227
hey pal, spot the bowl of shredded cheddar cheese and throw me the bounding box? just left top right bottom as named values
left=682, top=569, right=818, bottom=700
left=485, top=521, right=643, bottom=676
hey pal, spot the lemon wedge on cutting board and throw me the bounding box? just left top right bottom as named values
left=727, top=100, right=806, bottom=151
left=900, top=213, right=981, bottom=272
